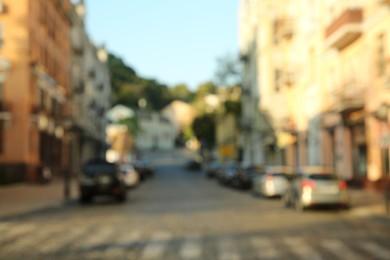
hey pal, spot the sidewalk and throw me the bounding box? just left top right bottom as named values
left=346, top=187, right=390, bottom=228
left=0, top=177, right=78, bottom=220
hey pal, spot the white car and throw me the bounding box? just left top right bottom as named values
left=120, top=164, right=140, bottom=188
left=252, top=166, right=293, bottom=197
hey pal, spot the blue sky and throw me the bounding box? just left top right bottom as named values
left=84, top=0, right=240, bottom=90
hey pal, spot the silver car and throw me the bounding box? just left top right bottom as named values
left=283, top=166, right=350, bottom=211
left=252, top=166, right=292, bottom=197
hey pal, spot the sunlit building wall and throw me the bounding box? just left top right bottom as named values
left=320, top=0, right=390, bottom=185
left=239, top=0, right=262, bottom=166
left=240, top=0, right=390, bottom=186
left=0, top=0, right=72, bottom=184
left=360, top=1, right=390, bottom=184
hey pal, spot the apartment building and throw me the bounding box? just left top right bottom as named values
left=0, top=0, right=72, bottom=184
left=239, top=0, right=390, bottom=187
left=0, top=0, right=111, bottom=184
left=69, top=1, right=111, bottom=175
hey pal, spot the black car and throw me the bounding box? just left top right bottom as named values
left=79, top=159, right=127, bottom=203
left=233, top=165, right=264, bottom=190
left=204, top=160, right=222, bottom=178
left=133, top=158, right=154, bottom=181
left=217, top=162, right=240, bottom=186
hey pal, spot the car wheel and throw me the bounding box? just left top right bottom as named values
left=79, top=195, right=92, bottom=204
left=116, top=193, right=127, bottom=202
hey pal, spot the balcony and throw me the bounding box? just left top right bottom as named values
left=328, top=83, right=365, bottom=113
left=325, top=9, right=363, bottom=50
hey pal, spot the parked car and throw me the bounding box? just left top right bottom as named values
left=204, top=160, right=222, bottom=178
left=282, top=166, right=350, bottom=211
left=133, top=158, right=154, bottom=181
left=217, top=162, right=240, bottom=186
left=252, top=166, right=292, bottom=197
left=79, top=159, right=127, bottom=203
left=185, top=155, right=203, bottom=171
left=233, top=165, right=265, bottom=190
left=120, top=163, right=140, bottom=189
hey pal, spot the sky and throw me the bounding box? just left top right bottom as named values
left=84, top=0, right=240, bottom=90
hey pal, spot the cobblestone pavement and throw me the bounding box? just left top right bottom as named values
left=0, top=150, right=389, bottom=259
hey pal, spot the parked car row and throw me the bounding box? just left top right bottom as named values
left=204, top=161, right=351, bottom=211
left=79, top=157, right=154, bottom=204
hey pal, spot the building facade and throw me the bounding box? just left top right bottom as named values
left=69, top=0, right=111, bottom=175
left=136, top=111, right=176, bottom=151
left=0, top=0, right=72, bottom=184
left=239, top=0, right=390, bottom=188
left=0, top=0, right=111, bottom=184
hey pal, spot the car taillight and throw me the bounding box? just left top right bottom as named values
left=339, top=181, right=347, bottom=190
left=302, top=180, right=316, bottom=189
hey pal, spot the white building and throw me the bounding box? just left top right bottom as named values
left=69, top=0, right=111, bottom=172
left=136, top=111, right=176, bottom=151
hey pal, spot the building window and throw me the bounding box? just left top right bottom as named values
left=377, top=34, right=386, bottom=77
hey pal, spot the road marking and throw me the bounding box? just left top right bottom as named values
left=360, top=241, right=390, bottom=260
left=2, top=224, right=60, bottom=254
left=38, top=225, right=89, bottom=254
left=78, top=226, right=115, bottom=250
left=0, top=223, right=36, bottom=244
left=140, top=231, right=172, bottom=259
left=321, top=239, right=362, bottom=260
left=218, top=237, right=241, bottom=260
left=180, top=234, right=202, bottom=259
left=0, top=222, right=11, bottom=233
left=102, top=230, right=142, bottom=258
left=251, top=237, right=279, bottom=259
left=284, top=237, right=322, bottom=260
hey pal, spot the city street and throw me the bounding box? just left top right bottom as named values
left=0, top=150, right=389, bottom=260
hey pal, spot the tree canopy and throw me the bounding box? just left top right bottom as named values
left=108, top=53, right=173, bottom=111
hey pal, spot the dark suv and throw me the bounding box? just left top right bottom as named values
left=79, top=159, right=127, bottom=203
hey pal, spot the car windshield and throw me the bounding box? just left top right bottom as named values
left=84, top=164, right=117, bottom=177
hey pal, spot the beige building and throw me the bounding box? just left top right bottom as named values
left=161, top=100, right=197, bottom=138
left=0, top=0, right=72, bottom=184
left=239, top=0, right=390, bottom=188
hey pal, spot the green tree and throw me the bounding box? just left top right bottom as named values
left=170, top=84, right=194, bottom=102
left=107, top=52, right=174, bottom=111
left=195, top=81, right=217, bottom=99
left=214, top=53, right=242, bottom=87
left=192, top=113, right=216, bottom=148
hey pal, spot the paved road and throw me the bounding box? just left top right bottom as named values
left=0, top=150, right=389, bottom=259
